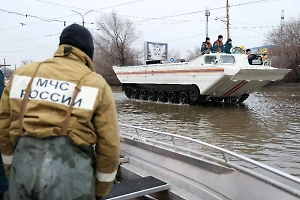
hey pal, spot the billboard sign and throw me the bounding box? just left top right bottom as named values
left=144, top=41, right=168, bottom=61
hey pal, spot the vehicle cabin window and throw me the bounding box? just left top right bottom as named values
left=220, top=55, right=235, bottom=64
left=204, top=56, right=217, bottom=64
left=250, top=54, right=263, bottom=65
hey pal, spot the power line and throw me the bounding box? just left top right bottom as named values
left=163, top=28, right=226, bottom=43
left=8, top=50, right=52, bottom=64
left=36, top=0, right=93, bottom=11
left=0, top=8, right=64, bottom=23
left=0, top=16, right=24, bottom=24
left=1, top=0, right=276, bottom=33
left=0, top=0, right=145, bottom=31
left=233, top=34, right=265, bottom=38
left=229, top=22, right=265, bottom=34
left=0, top=12, right=76, bottom=31
left=0, top=44, right=57, bottom=59
left=36, top=0, right=182, bottom=23
left=231, top=25, right=280, bottom=29
left=141, top=19, right=213, bottom=33
left=0, top=16, right=62, bottom=31
left=3, top=0, right=278, bottom=32
left=37, top=0, right=144, bottom=11
left=0, top=40, right=56, bottom=48
left=0, top=33, right=60, bottom=45
left=230, top=0, right=279, bottom=8
left=136, top=0, right=279, bottom=22
left=0, top=8, right=93, bottom=26
left=0, top=0, right=279, bottom=53
left=230, top=19, right=261, bottom=27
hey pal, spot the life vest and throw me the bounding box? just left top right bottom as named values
left=216, top=41, right=223, bottom=46
left=214, top=40, right=223, bottom=53
left=205, top=42, right=212, bottom=48
left=203, top=42, right=212, bottom=54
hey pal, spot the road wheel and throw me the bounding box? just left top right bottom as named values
left=139, top=90, right=147, bottom=100
left=179, top=92, right=189, bottom=104
left=157, top=91, right=166, bottom=102
left=167, top=92, right=177, bottom=103
left=147, top=91, right=156, bottom=101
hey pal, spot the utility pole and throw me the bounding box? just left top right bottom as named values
left=205, top=7, right=210, bottom=38
left=0, top=59, right=11, bottom=78
left=280, top=10, right=285, bottom=63
left=281, top=10, right=284, bottom=42
left=226, top=0, right=230, bottom=38
left=71, top=10, right=94, bottom=27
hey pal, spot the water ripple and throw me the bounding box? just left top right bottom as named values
left=113, top=86, right=300, bottom=176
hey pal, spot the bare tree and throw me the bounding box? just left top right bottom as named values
left=3, top=68, right=14, bottom=78
left=21, top=60, right=34, bottom=65
left=168, top=49, right=181, bottom=62
left=94, top=12, right=142, bottom=85
left=266, top=18, right=300, bottom=83
left=185, top=47, right=201, bottom=61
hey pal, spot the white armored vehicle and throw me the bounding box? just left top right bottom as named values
left=113, top=47, right=290, bottom=104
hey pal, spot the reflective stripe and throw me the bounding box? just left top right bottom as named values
left=1, top=155, right=13, bottom=165
left=96, top=170, right=117, bottom=182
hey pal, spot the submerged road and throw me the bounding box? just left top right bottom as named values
left=113, top=86, right=300, bottom=177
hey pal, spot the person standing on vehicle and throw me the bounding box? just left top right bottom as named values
left=213, top=35, right=224, bottom=53
left=0, top=69, right=8, bottom=200
left=223, top=38, right=233, bottom=54
left=246, top=48, right=253, bottom=65
left=0, top=24, right=120, bottom=200
left=201, top=37, right=212, bottom=55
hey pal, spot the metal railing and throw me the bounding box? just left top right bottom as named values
left=119, top=123, right=300, bottom=186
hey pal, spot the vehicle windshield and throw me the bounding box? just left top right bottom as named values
left=220, top=55, right=235, bottom=64
left=204, top=56, right=217, bottom=64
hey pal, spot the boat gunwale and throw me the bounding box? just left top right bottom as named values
left=119, top=123, right=300, bottom=186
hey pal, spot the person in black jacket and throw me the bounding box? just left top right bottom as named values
left=201, top=37, right=212, bottom=55
left=246, top=49, right=253, bottom=65
left=0, top=69, right=8, bottom=200
left=223, top=38, right=233, bottom=54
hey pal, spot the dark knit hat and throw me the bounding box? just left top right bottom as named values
left=218, top=35, right=223, bottom=39
left=206, top=37, right=210, bottom=41
left=59, top=24, right=94, bottom=60
left=227, top=38, right=232, bottom=42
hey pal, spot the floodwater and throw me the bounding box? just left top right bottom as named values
left=113, top=86, right=300, bottom=178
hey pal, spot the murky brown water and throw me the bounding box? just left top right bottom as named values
left=113, top=86, right=300, bottom=177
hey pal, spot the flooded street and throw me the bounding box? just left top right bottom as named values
left=113, top=86, right=300, bottom=177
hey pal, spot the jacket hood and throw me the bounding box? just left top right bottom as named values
left=59, top=24, right=94, bottom=61
left=54, top=45, right=95, bottom=71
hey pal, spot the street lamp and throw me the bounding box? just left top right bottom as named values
left=71, top=10, right=94, bottom=27
left=205, top=7, right=210, bottom=38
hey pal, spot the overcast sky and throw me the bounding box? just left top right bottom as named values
left=0, top=0, right=299, bottom=68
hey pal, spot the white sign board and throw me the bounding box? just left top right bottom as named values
left=144, top=41, right=168, bottom=61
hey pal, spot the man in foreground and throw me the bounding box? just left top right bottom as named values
left=0, top=24, right=120, bottom=199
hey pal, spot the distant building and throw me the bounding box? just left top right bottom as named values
left=250, top=45, right=276, bottom=55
